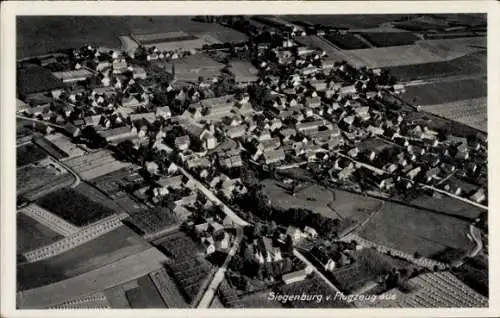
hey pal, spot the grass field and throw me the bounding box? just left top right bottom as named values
left=400, top=194, right=483, bottom=220
left=18, top=226, right=150, bottom=291
left=400, top=77, right=486, bottom=106
left=360, top=32, right=419, bottom=47
left=17, top=16, right=246, bottom=58
left=422, top=97, right=487, bottom=132
left=263, top=179, right=382, bottom=222
left=358, top=201, right=474, bottom=258
left=384, top=52, right=486, bottom=81
left=17, top=213, right=62, bottom=255
left=17, top=143, right=47, bottom=167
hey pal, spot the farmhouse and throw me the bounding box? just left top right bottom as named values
left=99, top=126, right=137, bottom=143
left=295, top=120, right=325, bottom=134
left=228, top=61, right=259, bottom=86
left=263, top=148, right=286, bottom=165
left=52, top=69, right=94, bottom=84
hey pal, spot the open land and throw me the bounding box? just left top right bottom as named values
left=358, top=201, right=474, bottom=258
left=360, top=31, right=420, bottom=47
left=400, top=77, right=486, bottom=106
left=17, top=247, right=167, bottom=309
left=399, top=194, right=483, bottom=221
left=422, top=97, right=487, bottom=132
left=35, top=187, right=118, bottom=226
left=17, top=143, right=47, bottom=167
left=384, top=52, right=486, bottom=82
left=17, top=165, right=74, bottom=199
left=17, top=213, right=63, bottom=255
left=17, top=16, right=247, bottom=58
left=263, top=179, right=382, bottom=222
left=18, top=226, right=150, bottom=291
left=283, top=15, right=413, bottom=29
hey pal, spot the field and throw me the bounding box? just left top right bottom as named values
left=17, top=213, right=62, bottom=255
left=16, top=64, right=64, bottom=95
left=18, top=226, right=150, bottom=291
left=124, top=275, right=166, bottom=308
left=340, top=35, right=485, bottom=69
left=401, top=194, right=484, bottom=221
left=17, top=119, right=35, bottom=139
left=416, top=37, right=486, bottom=60
left=155, top=230, right=214, bottom=304
left=17, top=164, right=73, bottom=198
left=324, top=33, right=370, bottom=50
left=74, top=182, right=123, bottom=212
left=127, top=207, right=180, bottom=236
left=32, top=135, right=69, bottom=160
left=284, top=15, right=412, bottom=29
left=370, top=271, right=488, bottom=308
left=384, top=52, right=486, bottom=82
left=330, top=248, right=412, bottom=293
left=360, top=32, right=419, bottom=47
left=90, top=168, right=136, bottom=199
left=17, top=247, right=167, bottom=309
left=149, top=268, right=188, bottom=308
left=400, top=77, right=486, bottom=106
left=342, top=45, right=447, bottom=69
left=358, top=200, right=474, bottom=258
left=452, top=256, right=489, bottom=297
left=422, top=97, right=487, bottom=132
left=17, top=143, right=47, bottom=167
left=35, top=187, right=117, bottom=226
left=263, top=179, right=382, bottom=222
left=18, top=16, right=246, bottom=58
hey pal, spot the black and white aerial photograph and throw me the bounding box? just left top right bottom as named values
left=4, top=2, right=495, bottom=314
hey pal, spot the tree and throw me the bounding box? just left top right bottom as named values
left=284, top=235, right=294, bottom=253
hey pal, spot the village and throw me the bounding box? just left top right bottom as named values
left=16, top=15, right=488, bottom=309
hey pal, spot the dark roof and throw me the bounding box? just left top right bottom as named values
left=17, top=64, right=64, bottom=95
